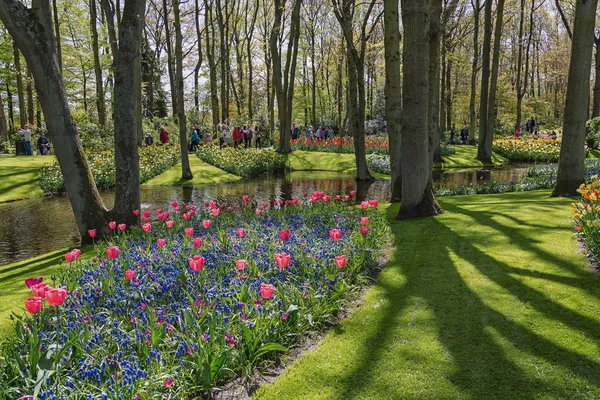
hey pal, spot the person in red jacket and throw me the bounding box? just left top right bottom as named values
left=232, top=126, right=242, bottom=148
left=159, top=126, right=169, bottom=144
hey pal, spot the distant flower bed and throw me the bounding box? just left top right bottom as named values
left=366, top=145, right=456, bottom=176
left=291, top=136, right=389, bottom=155
left=196, top=145, right=288, bottom=176
left=492, top=138, right=563, bottom=161
left=39, top=145, right=181, bottom=194
left=1, top=194, right=387, bottom=398
left=573, top=178, right=600, bottom=263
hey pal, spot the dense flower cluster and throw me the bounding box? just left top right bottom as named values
left=290, top=136, right=389, bottom=155
left=0, top=194, right=386, bottom=399
left=573, top=178, right=600, bottom=262
left=492, top=139, right=564, bottom=161
left=196, top=145, right=288, bottom=176
left=39, top=145, right=181, bottom=194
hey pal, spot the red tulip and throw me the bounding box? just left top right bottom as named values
left=360, top=226, right=369, bottom=236
left=175, top=206, right=180, bottom=212
left=166, top=220, right=175, bottom=229
left=360, top=201, right=369, bottom=209
left=142, top=216, right=149, bottom=223
left=361, top=217, right=369, bottom=225
left=157, top=239, right=167, bottom=248
left=188, top=255, right=205, bottom=272
left=336, top=195, right=341, bottom=200
left=143, top=211, right=151, bottom=218
left=323, top=195, right=330, bottom=203
left=242, top=195, right=249, bottom=202
left=88, top=229, right=97, bottom=238
left=161, top=212, right=170, bottom=221
left=329, top=229, right=342, bottom=241
left=106, top=246, right=120, bottom=259
left=109, top=221, right=117, bottom=230
left=183, top=213, right=191, bottom=221
left=25, top=277, right=43, bottom=289
left=142, top=223, right=152, bottom=233
left=344, top=195, right=350, bottom=201
left=275, top=252, right=291, bottom=269
left=182, top=228, right=193, bottom=237
left=193, top=237, right=203, bottom=248
left=278, top=229, right=291, bottom=242
left=202, top=220, right=211, bottom=229
left=212, top=208, right=220, bottom=216
left=72, top=249, right=81, bottom=259
left=335, top=255, right=347, bottom=268
left=236, top=259, right=247, bottom=271
left=260, top=283, right=274, bottom=299
left=236, top=228, right=246, bottom=238
left=255, top=209, right=261, bottom=216
left=46, top=287, right=67, bottom=306
left=350, top=190, right=356, bottom=197
left=171, top=201, right=178, bottom=207
left=31, top=282, right=49, bottom=298
left=118, top=223, right=126, bottom=231
left=370, top=199, right=379, bottom=207
left=303, top=192, right=308, bottom=197
left=133, top=209, right=140, bottom=216
left=25, top=297, right=43, bottom=314
left=156, top=208, right=163, bottom=214
left=125, top=269, right=136, bottom=281
left=64, top=251, right=75, bottom=263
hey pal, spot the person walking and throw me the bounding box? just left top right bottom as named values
left=244, top=125, right=253, bottom=148
left=220, top=124, right=231, bottom=148
left=190, top=126, right=201, bottom=152
left=255, top=126, right=261, bottom=149
left=159, top=126, right=169, bottom=144
left=21, top=124, right=32, bottom=156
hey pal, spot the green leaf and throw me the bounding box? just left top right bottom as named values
left=252, top=343, right=287, bottom=362
left=37, top=349, right=56, bottom=371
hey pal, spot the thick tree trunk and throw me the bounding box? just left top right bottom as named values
left=26, top=66, right=34, bottom=125
left=90, top=0, right=106, bottom=126
left=431, top=0, right=442, bottom=165
left=397, top=0, right=442, bottom=220
left=384, top=0, right=402, bottom=202
left=6, top=82, right=13, bottom=132
left=552, top=0, right=599, bottom=197
left=174, top=0, right=192, bottom=180
left=204, top=0, right=220, bottom=131
left=52, top=0, right=61, bottom=72
left=476, top=0, right=492, bottom=162
left=0, top=92, right=8, bottom=140
left=446, top=59, right=452, bottom=131
left=216, top=0, right=229, bottom=123
left=592, top=38, right=600, bottom=118
left=468, top=0, right=480, bottom=144
left=13, top=43, right=25, bottom=129
left=163, top=0, right=177, bottom=118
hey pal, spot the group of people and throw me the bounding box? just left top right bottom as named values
left=220, top=125, right=261, bottom=149
left=292, top=124, right=335, bottom=141
left=514, top=117, right=538, bottom=138
left=17, top=124, right=51, bottom=156
left=449, top=125, right=469, bottom=145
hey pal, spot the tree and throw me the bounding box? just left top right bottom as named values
left=397, top=0, right=442, bottom=220
left=475, top=0, right=492, bottom=163
left=552, top=0, right=599, bottom=197
left=468, top=0, right=482, bottom=144
left=383, top=0, right=402, bottom=202
left=90, top=0, right=106, bottom=126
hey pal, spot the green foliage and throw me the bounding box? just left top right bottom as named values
left=196, top=145, right=288, bottom=176
left=492, top=138, right=564, bottom=161
left=586, top=117, right=600, bottom=150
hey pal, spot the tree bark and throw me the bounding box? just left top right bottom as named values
left=0, top=90, right=8, bottom=140
left=90, top=0, right=106, bottom=126
left=194, top=0, right=203, bottom=113
left=384, top=0, right=402, bottom=202
left=52, top=0, right=61, bottom=72
left=204, top=0, right=220, bottom=131
left=468, top=0, right=480, bottom=144
left=397, top=0, right=442, bottom=220
left=26, top=66, right=34, bottom=125
left=431, top=0, right=442, bottom=165
left=162, top=0, right=177, bottom=118
left=552, top=0, right=599, bottom=197
left=476, top=0, right=492, bottom=162
left=592, top=36, right=600, bottom=118
left=13, top=42, right=25, bottom=129
left=173, top=0, right=192, bottom=180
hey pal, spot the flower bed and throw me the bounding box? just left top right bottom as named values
left=366, top=146, right=456, bottom=176
left=291, top=136, right=389, bottom=155
left=39, top=145, right=181, bottom=194
left=1, top=194, right=387, bottom=398
left=492, top=138, right=563, bottom=161
left=196, top=145, right=288, bottom=176
left=573, top=179, right=600, bottom=263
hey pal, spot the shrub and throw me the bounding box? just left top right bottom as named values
left=196, top=145, right=288, bottom=176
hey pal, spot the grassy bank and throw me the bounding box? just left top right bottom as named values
left=436, top=145, right=507, bottom=168
left=143, top=156, right=240, bottom=186
left=286, top=151, right=389, bottom=179
left=255, top=190, right=600, bottom=399
left=0, top=156, right=55, bottom=202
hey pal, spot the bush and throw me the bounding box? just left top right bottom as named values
left=0, top=196, right=387, bottom=398
left=39, top=145, right=181, bottom=194
left=196, top=145, right=288, bottom=176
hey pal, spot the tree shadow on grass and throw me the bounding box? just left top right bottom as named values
left=333, top=203, right=600, bottom=400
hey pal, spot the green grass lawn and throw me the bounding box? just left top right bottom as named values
left=143, top=156, right=240, bottom=186
left=0, top=155, right=55, bottom=202
left=286, top=151, right=389, bottom=179
left=437, top=145, right=507, bottom=168
left=0, top=247, right=94, bottom=340
left=255, top=190, right=600, bottom=399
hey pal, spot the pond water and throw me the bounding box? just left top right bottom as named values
left=0, top=165, right=536, bottom=266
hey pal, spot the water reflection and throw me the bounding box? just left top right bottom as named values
left=0, top=166, right=534, bottom=266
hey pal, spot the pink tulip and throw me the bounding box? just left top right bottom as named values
left=360, top=226, right=369, bottom=236
left=323, top=195, right=330, bottom=203
left=260, top=283, right=274, bottom=299
left=161, top=212, right=170, bottom=221
left=71, top=249, right=81, bottom=259
left=142, top=216, right=149, bottom=223
left=212, top=208, right=220, bottom=216
left=133, top=209, right=140, bottom=216
left=236, top=228, right=246, bottom=238
left=25, top=277, right=43, bottom=289
left=46, top=287, right=67, bottom=306
left=278, top=229, right=291, bottom=242
left=143, top=211, right=151, bottom=218
left=31, top=282, right=49, bottom=298
left=303, top=192, right=308, bottom=197
left=344, top=195, right=350, bottom=201
left=275, top=252, right=291, bottom=269
left=202, top=220, right=211, bottom=229
left=125, top=269, right=136, bottom=281
left=188, top=255, right=205, bottom=272
left=171, top=201, right=178, bottom=207
left=183, top=213, right=191, bottom=221
left=336, top=195, right=341, bottom=200
left=164, top=377, right=174, bottom=388
left=193, top=237, right=203, bottom=248
left=236, top=259, right=247, bottom=271
left=88, top=229, right=97, bottom=238
left=142, top=223, right=152, bottom=233
left=185, top=228, right=194, bottom=237
left=25, top=297, right=43, bottom=314
left=335, top=255, right=347, bottom=268
left=109, top=221, right=117, bottom=230
left=175, top=206, right=180, bottom=212
left=350, top=190, right=356, bottom=196
left=166, top=220, right=175, bottom=229
left=157, top=239, right=167, bottom=248
left=106, top=246, right=120, bottom=259
left=118, top=223, right=126, bottom=231
left=329, top=229, right=342, bottom=241
left=242, top=195, right=249, bottom=202
left=157, top=208, right=163, bottom=214
left=361, top=217, right=369, bottom=225
left=65, top=252, right=75, bottom=263
left=360, top=201, right=369, bottom=209
left=370, top=199, right=379, bottom=207
left=255, top=209, right=262, bottom=216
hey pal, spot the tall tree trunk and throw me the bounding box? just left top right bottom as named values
left=204, top=0, right=220, bottom=131
left=174, top=0, right=192, bottom=180
left=514, top=0, right=526, bottom=131
left=431, top=0, right=443, bottom=164
left=0, top=91, right=8, bottom=140
left=398, top=0, right=442, bottom=220
left=468, top=0, right=480, bottom=144
left=446, top=59, right=452, bottom=131
left=162, top=0, right=177, bottom=118
left=216, top=0, right=229, bottom=123
left=194, top=0, right=202, bottom=113
left=26, top=66, right=34, bottom=125
left=52, top=0, right=61, bottom=72
left=552, top=0, right=599, bottom=197
left=384, top=0, right=402, bottom=202
left=476, top=0, right=492, bottom=162
left=6, top=81, right=13, bottom=132
left=90, top=0, right=106, bottom=126
left=592, top=37, right=600, bottom=118
left=13, top=42, right=25, bottom=129
left=311, top=28, right=317, bottom=126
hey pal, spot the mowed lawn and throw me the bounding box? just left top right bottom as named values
left=143, top=156, right=240, bottom=186
left=0, top=156, right=55, bottom=202
left=255, top=190, right=600, bottom=399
